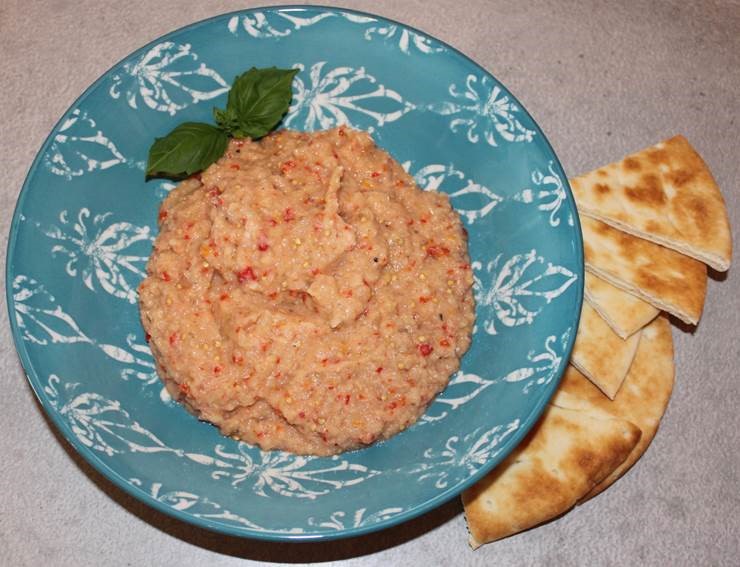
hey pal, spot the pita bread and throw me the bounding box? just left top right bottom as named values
left=571, top=301, right=642, bottom=399
left=581, top=216, right=707, bottom=325
left=463, top=405, right=641, bottom=548
left=553, top=316, right=675, bottom=499
left=584, top=272, right=659, bottom=339
left=571, top=135, right=732, bottom=271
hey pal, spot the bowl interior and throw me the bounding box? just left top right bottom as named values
left=7, top=6, right=582, bottom=540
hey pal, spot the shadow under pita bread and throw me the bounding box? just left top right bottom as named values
left=29, top=380, right=463, bottom=563
left=664, top=313, right=697, bottom=334
left=707, top=266, right=728, bottom=283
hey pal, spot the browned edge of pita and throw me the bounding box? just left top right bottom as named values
left=553, top=316, right=675, bottom=501
left=570, top=301, right=642, bottom=399
left=583, top=272, right=659, bottom=339
left=571, top=135, right=732, bottom=271
left=463, top=405, right=641, bottom=548
left=581, top=216, right=707, bottom=325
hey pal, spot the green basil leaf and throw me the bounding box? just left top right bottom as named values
left=218, top=66, right=298, bottom=139
left=146, top=122, right=229, bottom=179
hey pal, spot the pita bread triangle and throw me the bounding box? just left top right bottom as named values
left=584, top=272, right=659, bottom=339
left=553, top=316, right=675, bottom=500
left=463, top=317, right=674, bottom=547
left=581, top=215, right=707, bottom=325
left=571, top=135, right=732, bottom=271
left=462, top=405, right=641, bottom=547
left=570, top=301, right=642, bottom=399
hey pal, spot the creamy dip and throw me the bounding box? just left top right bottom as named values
left=139, top=127, right=474, bottom=455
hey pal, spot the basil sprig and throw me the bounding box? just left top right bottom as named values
left=146, top=67, right=298, bottom=179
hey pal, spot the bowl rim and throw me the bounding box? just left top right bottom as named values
left=5, top=3, right=584, bottom=542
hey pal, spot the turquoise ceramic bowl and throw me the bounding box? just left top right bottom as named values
left=6, top=6, right=583, bottom=541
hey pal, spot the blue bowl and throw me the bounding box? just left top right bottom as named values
left=6, top=6, right=583, bottom=541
